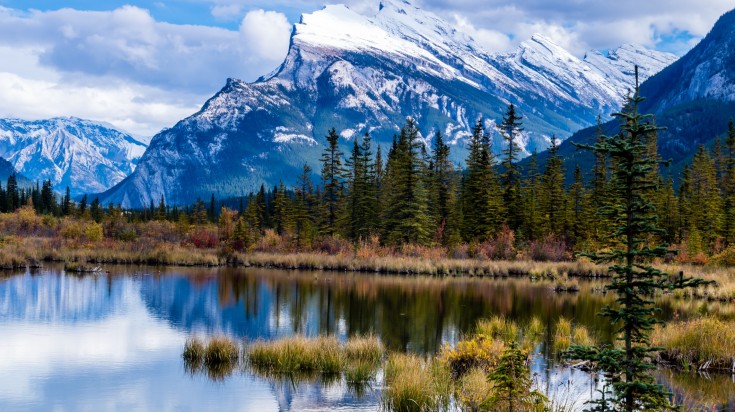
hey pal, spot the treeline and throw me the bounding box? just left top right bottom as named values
left=2, top=105, right=734, bottom=262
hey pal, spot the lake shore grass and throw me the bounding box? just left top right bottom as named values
left=652, top=317, right=735, bottom=372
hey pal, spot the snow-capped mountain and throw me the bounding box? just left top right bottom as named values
left=526, top=7, right=735, bottom=185
left=0, top=117, right=147, bottom=196
left=100, top=0, right=675, bottom=208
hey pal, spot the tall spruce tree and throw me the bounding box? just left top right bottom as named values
left=568, top=68, right=707, bottom=412
left=462, top=120, right=503, bottom=241
left=499, top=104, right=524, bottom=232
left=430, top=131, right=456, bottom=243
left=381, top=118, right=431, bottom=245
left=320, top=128, right=346, bottom=236
left=724, top=119, right=735, bottom=245
left=541, top=137, right=565, bottom=236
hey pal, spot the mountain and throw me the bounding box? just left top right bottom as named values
left=526, top=7, right=735, bottom=184
left=0, top=157, right=31, bottom=186
left=0, top=117, right=147, bottom=196
left=100, top=0, right=675, bottom=208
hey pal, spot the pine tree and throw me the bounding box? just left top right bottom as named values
left=591, top=116, right=609, bottom=244
left=686, top=145, right=723, bottom=253
left=62, top=186, right=72, bottom=216
left=462, top=120, right=503, bottom=241
left=568, top=165, right=586, bottom=245
left=345, top=133, right=378, bottom=241
left=499, top=104, right=524, bottom=232
left=430, top=131, right=456, bottom=243
left=568, top=68, right=707, bottom=412
left=382, top=118, right=431, bottom=245
left=723, top=119, right=735, bottom=245
left=320, top=128, right=346, bottom=236
left=273, top=181, right=293, bottom=237
left=540, top=137, right=565, bottom=236
left=521, top=150, right=543, bottom=241
left=293, top=164, right=317, bottom=249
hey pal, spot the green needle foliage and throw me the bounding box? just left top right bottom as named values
left=568, top=67, right=709, bottom=412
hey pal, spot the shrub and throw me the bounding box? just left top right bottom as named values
left=440, top=335, right=504, bottom=378
left=528, top=234, right=569, bottom=262
left=187, top=228, right=219, bottom=249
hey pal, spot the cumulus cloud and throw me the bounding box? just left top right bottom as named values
left=0, top=5, right=293, bottom=138
left=240, top=9, right=292, bottom=63
left=407, top=0, right=734, bottom=54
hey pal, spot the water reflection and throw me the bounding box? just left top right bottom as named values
left=0, top=266, right=732, bottom=411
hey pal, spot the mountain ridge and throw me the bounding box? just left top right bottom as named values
left=99, top=1, right=675, bottom=208
left=0, top=117, right=147, bottom=196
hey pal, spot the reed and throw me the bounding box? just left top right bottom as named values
left=652, top=317, right=735, bottom=371
left=247, top=335, right=344, bottom=373
left=204, top=336, right=239, bottom=365
left=383, top=353, right=451, bottom=412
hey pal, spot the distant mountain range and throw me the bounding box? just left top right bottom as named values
left=0, top=117, right=147, bottom=196
left=97, top=0, right=675, bottom=207
left=526, top=7, right=735, bottom=184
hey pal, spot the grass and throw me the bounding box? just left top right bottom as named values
left=652, top=317, right=735, bottom=371
left=383, top=353, right=451, bottom=412
left=182, top=336, right=239, bottom=380
left=476, top=316, right=519, bottom=342
left=344, top=335, right=383, bottom=364
left=248, top=336, right=344, bottom=373
left=455, top=367, right=494, bottom=411
left=553, top=317, right=595, bottom=352
left=204, top=336, right=239, bottom=365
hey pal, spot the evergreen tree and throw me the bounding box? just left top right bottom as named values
left=293, top=164, right=317, bottom=249
left=590, top=116, right=609, bottom=244
left=540, top=137, right=565, bottom=236
left=6, top=174, right=18, bottom=211
left=462, top=120, right=503, bottom=241
left=685, top=145, right=723, bottom=253
left=345, top=133, right=377, bottom=241
left=273, top=181, right=293, bottom=236
left=521, top=150, right=543, bottom=241
left=499, top=104, right=524, bottom=231
left=430, top=131, right=457, bottom=244
left=568, top=164, right=586, bottom=245
left=723, top=119, right=735, bottom=245
left=568, top=68, right=707, bottom=412
left=382, top=118, right=431, bottom=245
left=320, top=128, right=346, bottom=236
left=62, top=186, right=72, bottom=216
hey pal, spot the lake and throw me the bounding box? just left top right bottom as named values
left=1, top=266, right=733, bottom=411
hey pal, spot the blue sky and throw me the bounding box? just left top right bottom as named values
left=0, top=0, right=732, bottom=138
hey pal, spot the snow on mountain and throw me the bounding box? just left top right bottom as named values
left=100, top=0, right=676, bottom=208
left=0, top=117, right=147, bottom=196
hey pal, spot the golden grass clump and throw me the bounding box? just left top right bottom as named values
left=248, top=335, right=344, bottom=373
left=455, top=366, right=495, bottom=411
left=553, top=317, right=595, bottom=351
left=344, top=335, right=383, bottom=364
left=526, top=317, right=545, bottom=338
left=476, top=316, right=519, bottom=342
left=204, top=336, right=239, bottom=365
left=652, top=317, right=735, bottom=371
left=183, top=337, right=205, bottom=363
left=383, top=353, right=451, bottom=412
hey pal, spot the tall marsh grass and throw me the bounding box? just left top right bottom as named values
left=652, top=317, right=735, bottom=371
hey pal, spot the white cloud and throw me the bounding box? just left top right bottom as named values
left=211, top=4, right=243, bottom=20
left=0, top=5, right=293, bottom=138
left=240, top=9, right=292, bottom=63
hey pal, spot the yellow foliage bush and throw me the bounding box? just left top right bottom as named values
left=440, top=335, right=505, bottom=378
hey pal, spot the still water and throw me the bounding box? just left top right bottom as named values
left=0, top=266, right=733, bottom=411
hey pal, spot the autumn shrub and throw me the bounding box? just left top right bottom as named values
left=312, top=235, right=352, bottom=255
left=187, top=227, right=219, bottom=249
left=253, top=229, right=290, bottom=253
left=528, top=234, right=569, bottom=262
left=440, top=335, right=505, bottom=378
